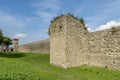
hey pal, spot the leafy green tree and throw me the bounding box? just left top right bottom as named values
left=0, top=29, right=13, bottom=52
left=0, top=29, right=3, bottom=36
left=1, top=36, right=12, bottom=51
left=0, top=29, right=3, bottom=45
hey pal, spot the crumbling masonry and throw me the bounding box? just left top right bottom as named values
left=50, top=15, right=120, bottom=70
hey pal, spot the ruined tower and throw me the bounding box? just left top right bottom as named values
left=50, top=15, right=89, bottom=68
left=50, top=14, right=120, bottom=70
left=13, top=39, right=19, bottom=52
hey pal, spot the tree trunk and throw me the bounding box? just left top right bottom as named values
left=6, top=45, right=9, bottom=52
left=1, top=42, right=6, bottom=52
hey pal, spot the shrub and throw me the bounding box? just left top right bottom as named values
left=111, top=27, right=117, bottom=34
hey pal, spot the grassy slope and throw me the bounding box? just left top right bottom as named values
left=0, top=52, right=120, bottom=80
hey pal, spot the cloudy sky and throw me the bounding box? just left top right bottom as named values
left=0, top=0, right=120, bottom=45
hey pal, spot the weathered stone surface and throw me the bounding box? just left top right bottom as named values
left=50, top=14, right=120, bottom=70
left=13, top=39, right=19, bottom=52
left=18, top=39, right=50, bottom=53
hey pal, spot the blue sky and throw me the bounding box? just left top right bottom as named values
left=0, top=0, right=120, bottom=45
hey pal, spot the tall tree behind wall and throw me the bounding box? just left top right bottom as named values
left=0, top=29, right=12, bottom=52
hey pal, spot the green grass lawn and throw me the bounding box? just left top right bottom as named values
left=0, top=52, right=120, bottom=80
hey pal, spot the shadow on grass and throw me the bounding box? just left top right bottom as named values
left=0, top=52, right=26, bottom=58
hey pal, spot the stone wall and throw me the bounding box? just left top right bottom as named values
left=18, top=39, right=50, bottom=54
left=66, top=15, right=89, bottom=67
left=50, top=14, right=120, bottom=70
left=50, top=16, right=67, bottom=68
left=13, top=39, right=19, bottom=52
left=88, top=27, right=120, bottom=70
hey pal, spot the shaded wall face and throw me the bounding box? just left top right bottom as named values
left=30, top=42, right=50, bottom=53
left=18, top=46, right=31, bottom=53
left=50, top=32, right=67, bottom=68
left=50, top=16, right=67, bottom=68
left=18, top=40, right=50, bottom=53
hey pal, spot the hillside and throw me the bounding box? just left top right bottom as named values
left=18, top=39, right=50, bottom=53
left=0, top=52, right=120, bottom=80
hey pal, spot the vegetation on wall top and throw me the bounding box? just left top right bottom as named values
left=111, top=27, right=117, bottom=34
left=48, top=13, right=87, bottom=36
left=50, top=13, right=86, bottom=26
left=51, top=14, right=64, bottom=23
left=48, top=27, right=50, bottom=36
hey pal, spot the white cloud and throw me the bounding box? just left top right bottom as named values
left=33, top=0, right=61, bottom=22
left=96, top=20, right=120, bottom=31
left=74, top=8, right=83, bottom=15
left=88, top=27, right=94, bottom=32
left=85, top=0, right=120, bottom=31
left=36, top=11, right=55, bottom=22
left=85, top=24, right=94, bottom=32
left=0, top=10, right=50, bottom=45
left=0, top=11, right=26, bottom=28
left=14, top=33, right=27, bottom=38
left=35, top=0, right=60, bottom=11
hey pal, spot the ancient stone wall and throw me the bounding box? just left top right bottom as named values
left=88, top=27, right=120, bottom=70
left=65, top=15, right=89, bottom=67
left=50, top=16, right=67, bottom=68
left=50, top=14, right=120, bottom=70
left=13, top=39, right=19, bottom=52
left=18, top=40, right=50, bottom=54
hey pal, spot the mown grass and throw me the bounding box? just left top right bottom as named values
left=0, top=52, right=120, bottom=80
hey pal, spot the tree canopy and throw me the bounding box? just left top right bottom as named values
left=0, top=29, right=3, bottom=44
left=0, top=29, right=13, bottom=52
left=2, top=36, right=12, bottom=46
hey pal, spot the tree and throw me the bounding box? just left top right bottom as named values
left=0, top=29, right=13, bottom=52
left=0, top=29, right=3, bottom=45
left=1, top=36, right=12, bottom=52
